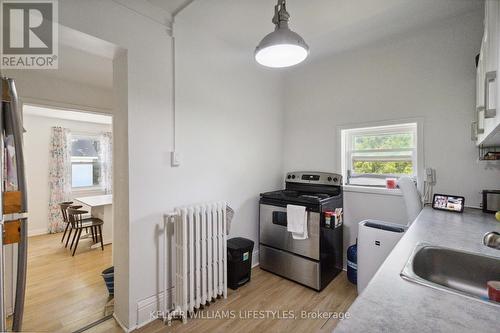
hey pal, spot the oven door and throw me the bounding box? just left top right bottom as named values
left=259, top=204, right=320, bottom=260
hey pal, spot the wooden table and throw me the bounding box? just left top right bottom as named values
left=75, top=194, right=112, bottom=248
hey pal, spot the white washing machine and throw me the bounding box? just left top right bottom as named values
left=357, top=220, right=408, bottom=294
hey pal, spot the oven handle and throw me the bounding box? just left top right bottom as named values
left=271, top=209, right=319, bottom=227
left=260, top=201, right=319, bottom=212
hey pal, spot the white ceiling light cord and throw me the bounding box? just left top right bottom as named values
left=169, top=1, right=197, bottom=157
left=110, top=0, right=195, bottom=162
left=169, top=25, right=176, bottom=153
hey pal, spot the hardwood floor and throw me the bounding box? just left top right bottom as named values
left=90, top=267, right=356, bottom=333
left=7, top=232, right=112, bottom=332
left=9, top=233, right=357, bottom=333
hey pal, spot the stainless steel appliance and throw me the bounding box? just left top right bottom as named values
left=0, top=77, right=28, bottom=331
left=482, top=190, right=500, bottom=213
left=259, top=171, right=343, bottom=291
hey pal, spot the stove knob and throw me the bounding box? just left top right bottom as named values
left=327, top=177, right=332, bottom=182
left=287, top=175, right=292, bottom=179
left=333, top=177, right=338, bottom=183
left=291, top=175, right=296, bottom=179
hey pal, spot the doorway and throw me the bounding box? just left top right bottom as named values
left=4, top=104, right=115, bottom=331
left=2, top=23, right=129, bottom=331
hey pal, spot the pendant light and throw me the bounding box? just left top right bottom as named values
left=255, top=0, right=309, bottom=68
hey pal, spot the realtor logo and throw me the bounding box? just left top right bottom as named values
left=1, top=0, right=58, bottom=69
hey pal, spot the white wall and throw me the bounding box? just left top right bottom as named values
left=7, top=2, right=492, bottom=329
left=343, top=190, right=407, bottom=267
left=23, top=114, right=112, bottom=236
left=282, top=11, right=500, bottom=258
left=174, top=18, right=284, bottom=254
left=47, top=1, right=285, bottom=329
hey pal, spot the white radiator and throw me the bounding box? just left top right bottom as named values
left=164, top=201, right=228, bottom=323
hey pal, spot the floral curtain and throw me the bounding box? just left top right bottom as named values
left=99, top=132, right=113, bottom=194
left=48, top=127, right=72, bottom=233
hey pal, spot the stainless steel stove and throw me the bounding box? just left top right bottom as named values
left=259, top=171, right=343, bottom=291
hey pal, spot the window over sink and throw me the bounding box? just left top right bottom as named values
left=341, top=122, right=419, bottom=188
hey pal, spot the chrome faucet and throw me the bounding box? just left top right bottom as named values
left=484, top=232, right=500, bottom=250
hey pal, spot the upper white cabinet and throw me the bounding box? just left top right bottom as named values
left=475, top=0, right=500, bottom=146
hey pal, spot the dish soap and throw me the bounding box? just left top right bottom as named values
left=488, top=281, right=500, bottom=302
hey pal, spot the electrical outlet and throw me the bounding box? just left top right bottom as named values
left=425, top=168, right=436, bottom=184
left=171, top=151, right=181, bottom=167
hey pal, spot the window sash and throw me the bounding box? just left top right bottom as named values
left=71, top=163, right=94, bottom=188
left=71, top=162, right=103, bottom=189
left=71, top=156, right=98, bottom=163
left=350, top=148, right=413, bottom=153
left=350, top=161, right=414, bottom=176
left=343, top=123, right=418, bottom=186
left=347, top=123, right=416, bottom=136
left=70, top=133, right=102, bottom=189
left=352, top=156, right=413, bottom=162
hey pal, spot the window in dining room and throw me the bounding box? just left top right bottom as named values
left=71, top=135, right=102, bottom=188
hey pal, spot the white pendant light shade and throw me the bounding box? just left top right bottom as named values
left=255, top=28, right=309, bottom=68
left=255, top=0, right=309, bottom=68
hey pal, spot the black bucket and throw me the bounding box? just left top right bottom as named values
left=102, top=266, right=114, bottom=296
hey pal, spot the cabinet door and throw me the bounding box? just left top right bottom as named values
left=485, top=0, right=499, bottom=72
left=475, top=0, right=500, bottom=145
left=477, top=41, right=486, bottom=137
left=477, top=41, right=486, bottom=110
left=484, top=0, right=498, bottom=119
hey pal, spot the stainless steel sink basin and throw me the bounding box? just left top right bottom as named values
left=401, top=244, right=500, bottom=305
left=484, top=231, right=500, bottom=250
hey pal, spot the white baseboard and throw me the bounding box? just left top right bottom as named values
left=136, top=288, right=173, bottom=329
left=28, top=228, right=48, bottom=237
left=135, top=249, right=259, bottom=329
left=113, top=312, right=134, bottom=333
left=251, top=249, right=259, bottom=268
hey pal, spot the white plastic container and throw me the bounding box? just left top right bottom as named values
left=357, top=220, right=407, bottom=294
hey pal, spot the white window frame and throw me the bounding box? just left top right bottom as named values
left=338, top=119, right=424, bottom=193
left=70, top=132, right=103, bottom=191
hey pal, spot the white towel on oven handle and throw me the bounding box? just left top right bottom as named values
left=286, top=204, right=308, bottom=240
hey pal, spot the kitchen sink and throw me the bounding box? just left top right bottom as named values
left=484, top=232, right=500, bottom=250
left=401, top=244, right=500, bottom=305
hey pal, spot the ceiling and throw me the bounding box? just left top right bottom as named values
left=19, top=42, right=114, bottom=90
left=148, top=0, right=483, bottom=60
left=44, top=25, right=116, bottom=90
left=49, top=44, right=113, bottom=89
left=9, top=25, right=117, bottom=90
left=24, top=104, right=112, bottom=124
left=16, top=0, right=481, bottom=89
left=147, top=0, right=192, bottom=16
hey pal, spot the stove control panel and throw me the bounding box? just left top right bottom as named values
left=285, top=171, right=342, bottom=186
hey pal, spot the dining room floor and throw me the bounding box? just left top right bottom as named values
left=6, top=232, right=112, bottom=332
